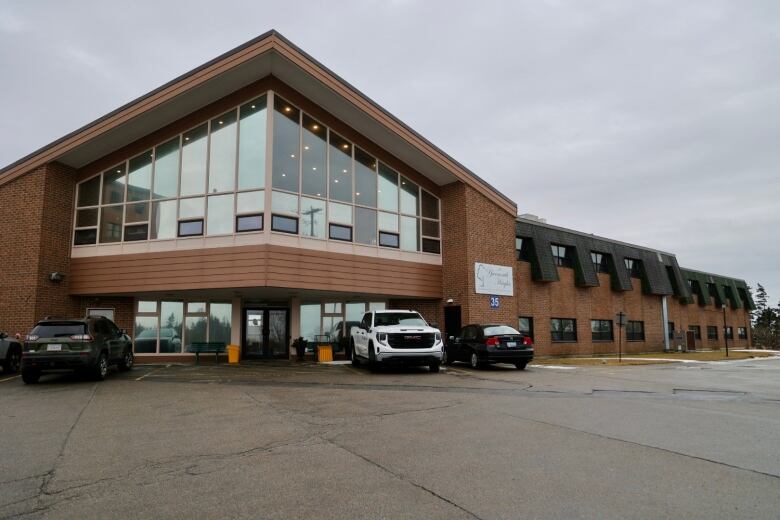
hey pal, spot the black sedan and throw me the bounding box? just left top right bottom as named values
left=444, top=324, right=533, bottom=370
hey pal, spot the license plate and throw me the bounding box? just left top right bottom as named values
left=506, top=342, right=517, bottom=348
left=47, top=344, right=62, bottom=351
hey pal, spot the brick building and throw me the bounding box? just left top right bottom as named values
left=0, top=31, right=753, bottom=361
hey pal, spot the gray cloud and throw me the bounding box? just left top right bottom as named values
left=1, top=0, right=778, bottom=301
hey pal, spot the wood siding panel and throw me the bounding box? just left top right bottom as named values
left=69, top=244, right=442, bottom=298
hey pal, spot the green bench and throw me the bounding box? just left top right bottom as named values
left=187, top=342, right=227, bottom=365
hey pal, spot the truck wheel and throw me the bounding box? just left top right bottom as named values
left=93, top=352, right=109, bottom=381
left=22, top=369, right=40, bottom=384
left=118, top=349, right=134, bottom=372
left=367, top=342, right=377, bottom=372
left=429, top=362, right=440, bottom=373
left=350, top=340, right=360, bottom=366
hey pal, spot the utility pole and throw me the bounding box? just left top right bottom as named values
left=301, top=205, right=323, bottom=237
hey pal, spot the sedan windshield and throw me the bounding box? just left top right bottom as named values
left=30, top=323, right=86, bottom=338
left=483, top=325, right=521, bottom=336
left=374, top=312, right=427, bottom=327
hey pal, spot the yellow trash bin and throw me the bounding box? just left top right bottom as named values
left=317, top=345, right=333, bottom=362
left=227, top=344, right=240, bottom=364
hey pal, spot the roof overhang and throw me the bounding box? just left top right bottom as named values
left=0, top=30, right=516, bottom=215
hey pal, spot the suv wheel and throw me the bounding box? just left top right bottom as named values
left=118, top=350, right=134, bottom=372
left=429, top=362, right=440, bottom=373
left=469, top=352, right=482, bottom=370
left=4, top=346, right=21, bottom=374
left=21, top=369, right=40, bottom=384
left=93, top=353, right=109, bottom=381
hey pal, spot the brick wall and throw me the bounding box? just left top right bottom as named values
left=0, top=162, right=79, bottom=336
left=667, top=297, right=751, bottom=349
left=388, top=299, right=442, bottom=329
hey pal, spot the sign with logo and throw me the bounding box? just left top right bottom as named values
left=490, top=296, right=500, bottom=309
left=475, top=263, right=514, bottom=296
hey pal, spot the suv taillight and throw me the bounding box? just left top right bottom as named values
left=70, top=334, right=93, bottom=341
left=522, top=336, right=533, bottom=346
left=485, top=337, right=500, bottom=346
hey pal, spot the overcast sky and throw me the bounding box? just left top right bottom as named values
left=2, top=1, right=778, bottom=303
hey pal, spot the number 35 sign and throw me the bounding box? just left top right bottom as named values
left=489, top=296, right=500, bottom=309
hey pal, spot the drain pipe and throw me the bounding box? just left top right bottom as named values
left=662, top=296, right=670, bottom=352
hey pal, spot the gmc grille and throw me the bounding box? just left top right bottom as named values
left=386, top=333, right=436, bottom=349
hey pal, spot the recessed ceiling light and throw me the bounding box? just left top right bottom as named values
left=185, top=137, right=190, bottom=141
left=116, top=169, right=121, bottom=173
left=317, top=193, right=321, bottom=197
left=251, top=105, right=255, bottom=109
left=342, top=144, right=348, bottom=149
left=342, top=169, right=347, bottom=173
left=218, top=121, right=223, bottom=125
left=304, top=146, right=309, bottom=150
left=282, top=173, right=286, bottom=177
left=334, top=179, right=339, bottom=183
left=312, top=124, right=319, bottom=130
left=312, top=167, right=317, bottom=171
left=284, top=107, right=292, bottom=112
left=290, top=154, right=295, bottom=158
left=356, top=192, right=360, bottom=196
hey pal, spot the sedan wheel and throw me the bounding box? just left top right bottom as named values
left=470, top=352, right=480, bottom=369
left=5, top=348, right=21, bottom=374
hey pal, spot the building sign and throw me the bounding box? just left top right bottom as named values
left=490, top=296, right=500, bottom=309
left=475, top=262, right=514, bottom=296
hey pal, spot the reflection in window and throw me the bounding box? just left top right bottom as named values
left=127, top=151, right=153, bottom=202
left=329, top=132, right=352, bottom=203
left=302, top=114, right=327, bottom=197
left=99, top=206, right=123, bottom=243
left=355, top=207, right=376, bottom=245
left=400, top=178, right=419, bottom=215
left=78, top=176, right=101, bottom=207
left=102, top=165, right=126, bottom=205
left=400, top=216, right=418, bottom=251
left=207, top=194, right=234, bottom=235
left=301, top=197, right=326, bottom=239
left=124, top=203, right=149, bottom=224
left=134, top=315, right=159, bottom=353
left=300, top=304, right=322, bottom=343
left=185, top=316, right=207, bottom=344
left=238, top=96, right=267, bottom=190
left=272, top=96, right=300, bottom=192
left=421, top=190, right=439, bottom=219
left=151, top=200, right=177, bottom=239
left=124, top=224, right=148, bottom=242
left=74, top=229, right=97, bottom=245
left=208, top=110, right=237, bottom=193
left=153, top=137, right=180, bottom=199
left=181, top=124, right=208, bottom=196
left=209, top=303, right=232, bottom=345
left=159, top=301, right=183, bottom=353
left=354, top=147, right=377, bottom=208
left=377, top=164, right=398, bottom=212
left=76, top=208, right=98, bottom=227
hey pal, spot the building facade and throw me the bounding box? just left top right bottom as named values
left=0, top=31, right=754, bottom=361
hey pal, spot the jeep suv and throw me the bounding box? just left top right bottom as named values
left=350, top=310, right=443, bottom=372
left=21, top=316, right=133, bottom=384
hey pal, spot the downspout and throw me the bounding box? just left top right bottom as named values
left=662, top=296, right=670, bottom=352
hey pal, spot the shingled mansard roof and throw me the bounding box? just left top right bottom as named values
left=0, top=30, right=516, bottom=215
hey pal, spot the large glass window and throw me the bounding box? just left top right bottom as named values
left=159, top=301, right=183, bottom=353
left=355, top=207, right=377, bottom=245
left=400, top=177, right=419, bottom=215
left=272, top=191, right=299, bottom=215
left=354, top=147, right=377, bottom=208
left=238, top=96, right=267, bottom=190
left=180, top=124, right=208, bottom=196
left=208, top=110, right=237, bottom=193
left=272, top=96, right=300, bottom=192
left=78, top=176, right=101, bottom=207
left=627, top=321, right=645, bottom=341
left=301, top=197, right=326, bottom=239
left=300, top=304, right=322, bottom=343
left=329, top=132, right=352, bottom=203
left=153, top=137, right=180, bottom=199
left=151, top=200, right=177, bottom=240
left=207, top=194, right=234, bottom=235
left=302, top=114, right=327, bottom=197
left=102, top=165, right=126, bottom=205
left=378, top=164, right=398, bottom=212
left=99, top=205, right=123, bottom=243
left=209, top=303, right=232, bottom=345
left=551, top=318, right=577, bottom=342
left=591, top=320, right=613, bottom=341
left=400, top=216, right=419, bottom=251
left=127, top=151, right=153, bottom=202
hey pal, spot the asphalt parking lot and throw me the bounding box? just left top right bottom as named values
left=2, top=357, right=780, bottom=519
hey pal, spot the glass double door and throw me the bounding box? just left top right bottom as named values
left=243, top=308, right=289, bottom=359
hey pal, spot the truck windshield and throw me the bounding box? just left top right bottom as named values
left=374, top=313, right=427, bottom=327
left=30, top=323, right=86, bottom=338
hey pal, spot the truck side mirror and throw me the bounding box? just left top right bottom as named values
left=448, top=336, right=456, bottom=342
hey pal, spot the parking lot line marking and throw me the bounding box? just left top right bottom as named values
left=0, top=375, right=20, bottom=383
left=136, top=368, right=161, bottom=381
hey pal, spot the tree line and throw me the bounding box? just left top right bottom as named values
left=752, top=283, right=779, bottom=349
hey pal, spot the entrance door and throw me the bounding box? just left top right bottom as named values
left=243, top=308, right=289, bottom=359
left=444, top=305, right=462, bottom=344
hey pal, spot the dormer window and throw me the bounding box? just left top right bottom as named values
left=624, top=258, right=642, bottom=278
left=591, top=252, right=609, bottom=274
left=551, top=244, right=573, bottom=268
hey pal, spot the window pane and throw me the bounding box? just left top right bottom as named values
left=422, top=238, right=440, bottom=254
left=324, top=303, right=342, bottom=314
left=185, top=316, right=207, bottom=344
left=301, top=197, right=326, bottom=239
left=329, top=224, right=352, bottom=241
left=138, top=301, right=157, bottom=313
left=179, top=197, right=205, bottom=219
left=271, top=215, right=298, bottom=234
left=329, top=132, right=352, bottom=202
left=76, top=208, right=98, bottom=228
left=377, top=164, right=398, bottom=212
left=400, top=216, right=419, bottom=251
left=421, top=219, right=439, bottom=238
left=272, top=191, right=299, bottom=214
left=77, top=176, right=101, bottom=207
left=178, top=220, right=203, bottom=237
left=209, top=303, right=232, bottom=344
left=238, top=96, right=267, bottom=190
left=237, top=214, right=263, bottom=232
left=125, top=202, right=149, bottom=224
left=99, top=206, right=123, bottom=243
left=153, top=137, right=180, bottom=199
left=302, top=115, right=327, bottom=197
left=400, top=177, right=419, bottom=215
left=187, top=302, right=206, bottom=313
left=369, top=302, right=386, bottom=311
left=379, top=231, right=399, bottom=248
left=300, top=303, right=322, bottom=342
left=355, top=207, right=376, bottom=245
left=354, top=147, right=377, bottom=207
left=329, top=202, right=352, bottom=224
left=134, top=315, right=159, bottom=353
left=102, top=165, right=126, bottom=205
left=272, top=97, right=300, bottom=192
left=236, top=190, right=264, bottom=214
left=421, top=190, right=439, bottom=219
left=159, top=301, right=183, bottom=353
left=124, top=224, right=148, bottom=242
left=127, top=150, right=153, bottom=202
left=346, top=302, right=365, bottom=322
left=74, top=228, right=97, bottom=245
left=181, top=124, right=208, bottom=196
left=208, top=110, right=237, bottom=193
left=378, top=211, right=398, bottom=232
left=151, top=200, right=177, bottom=239
left=207, top=194, right=234, bottom=235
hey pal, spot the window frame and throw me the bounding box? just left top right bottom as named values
left=551, top=244, right=573, bottom=268
left=626, top=320, right=645, bottom=341
left=550, top=318, right=577, bottom=342
left=591, top=319, right=614, bottom=342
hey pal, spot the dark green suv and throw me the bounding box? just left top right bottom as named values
left=21, top=316, right=133, bottom=384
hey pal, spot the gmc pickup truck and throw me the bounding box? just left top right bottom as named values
left=350, top=310, right=443, bottom=372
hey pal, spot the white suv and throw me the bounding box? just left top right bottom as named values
left=350, top=310, right=443, bottom=372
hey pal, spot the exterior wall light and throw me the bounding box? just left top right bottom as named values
left=49, top=272, right=65, bottom=283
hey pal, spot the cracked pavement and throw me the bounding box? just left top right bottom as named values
left=1, top=357, right=780, bottom=519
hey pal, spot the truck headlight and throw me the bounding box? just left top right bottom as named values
left=377, top=333, right=388, bottom=345
left=434, top=332, right=441, bottom=343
